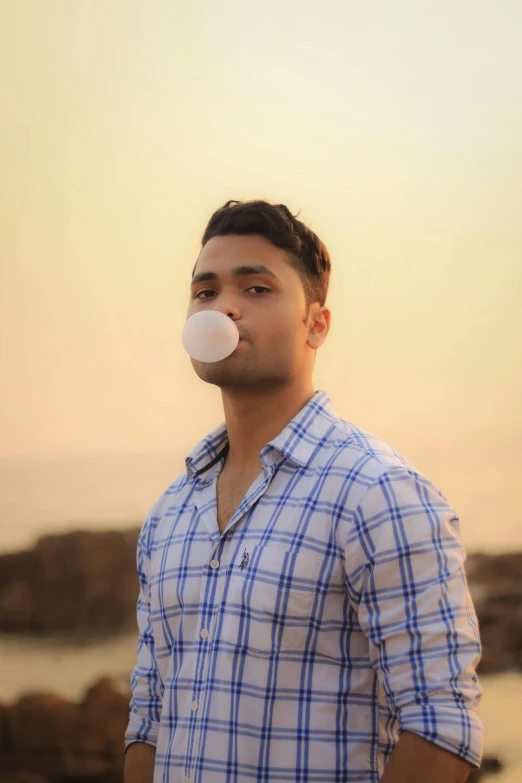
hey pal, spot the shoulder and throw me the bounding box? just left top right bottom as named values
left=322, top=418, right=438, bottom=503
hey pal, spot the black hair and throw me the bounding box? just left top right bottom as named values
left=193, top=199, right=331, bottom=322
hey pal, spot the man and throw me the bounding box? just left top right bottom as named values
left=124, top=199, right=484, bottom=782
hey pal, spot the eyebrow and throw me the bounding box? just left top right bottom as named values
left=191, top=264, right=280, bottom=288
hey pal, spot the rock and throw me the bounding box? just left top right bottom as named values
left=465, top=552, right=522, bottom=675
left=0, top=774, right=49, bottom=783
left=0, top=676, right=131, bottom=782
left=467, top=754, right=504, bottom=780
left=0, top=528, right=140, bottom=634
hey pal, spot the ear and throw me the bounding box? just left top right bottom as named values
left=308, top=306, right=331, bottom=349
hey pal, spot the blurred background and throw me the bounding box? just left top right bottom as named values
left=0, top=1, right=521, bottom=781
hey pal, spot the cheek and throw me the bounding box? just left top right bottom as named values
left=266, top=331, right=299, bottom=358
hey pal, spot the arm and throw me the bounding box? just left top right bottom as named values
left=124, top=507, right=164, bottom=758
left=124, top=740, right=156, bottom=783
left=380, top=730, right=472, bottom=783
left=344, top=466, right=484, bottom=772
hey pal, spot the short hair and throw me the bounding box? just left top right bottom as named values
left=193, top=199, right=331, bottom=320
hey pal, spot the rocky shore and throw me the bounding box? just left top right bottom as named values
left=0, top=529, right=140, bottom=636
left=0, top=676, right=131, bottom=782
left=1, top=528, right=519, bottom=781
left=464, top=551, right=522, bottom=674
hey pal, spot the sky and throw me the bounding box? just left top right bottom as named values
left=0, top=0, right=521, bottom=553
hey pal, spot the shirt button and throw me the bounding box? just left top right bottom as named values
left=210, top=558, right=220, bottom=569
left=191, top=700, right=199, bottom=710
left=200, top=628, right=209, bottom=638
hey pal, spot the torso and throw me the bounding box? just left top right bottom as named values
left=216, top=462, right=263, bottom=535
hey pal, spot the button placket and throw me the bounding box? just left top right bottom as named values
left=185, top=554, right=223, bottom=781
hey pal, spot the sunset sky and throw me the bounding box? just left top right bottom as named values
left=1, top=0, right=521, bottom=553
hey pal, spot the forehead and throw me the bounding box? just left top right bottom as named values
left=194, top=234, right=294, bottom=283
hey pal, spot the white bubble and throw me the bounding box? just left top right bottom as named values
left=182, top=311, right=240, bottom=362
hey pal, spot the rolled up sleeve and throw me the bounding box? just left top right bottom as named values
left=344, top=466, right=484, bottom=768
left=124, top=506, right=163, bottom=754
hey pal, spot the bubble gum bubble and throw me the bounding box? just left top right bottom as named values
left=182, top=311, right=240, bottom=362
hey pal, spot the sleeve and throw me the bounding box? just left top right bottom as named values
left=124, top=505, right=164, bottom=754
left=344, top=466, right=484, bottom=769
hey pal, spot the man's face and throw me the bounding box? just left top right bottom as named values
left=185, top=233, right=327, bottom=390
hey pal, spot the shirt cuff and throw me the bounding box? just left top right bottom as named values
left=398, top=701, right=484, bottom=768
left=124, top=713, right=160, bottom=754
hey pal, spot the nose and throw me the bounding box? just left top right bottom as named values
left=212, top=300, right=241, bottom=322
left=210, top=304, right=243, bottom=340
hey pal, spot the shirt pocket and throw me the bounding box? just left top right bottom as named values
left=219, top=543, right=322, bottom=657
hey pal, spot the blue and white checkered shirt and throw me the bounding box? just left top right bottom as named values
left=124, top=389, right=484, bottom=781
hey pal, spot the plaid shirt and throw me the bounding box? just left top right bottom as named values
left=125, top=389, right=484, bottom=781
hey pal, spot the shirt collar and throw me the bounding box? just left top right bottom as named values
left=185, top=389, right=338, bottom=481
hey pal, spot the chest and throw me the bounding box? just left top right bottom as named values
left=216, top=468, right=262, bottom=534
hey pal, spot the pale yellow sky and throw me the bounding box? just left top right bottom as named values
left=0, top=1, right=521, bottom=550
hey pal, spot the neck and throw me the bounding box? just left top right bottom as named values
left=220, top=382, right=317, bottom=472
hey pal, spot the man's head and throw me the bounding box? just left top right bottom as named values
left=186, top=199, right=331, bottom=392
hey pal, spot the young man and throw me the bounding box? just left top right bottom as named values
left=124, top=200, right=484, bottom=783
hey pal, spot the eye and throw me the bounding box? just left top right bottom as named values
left=195, top=286, right=271, bottom=300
